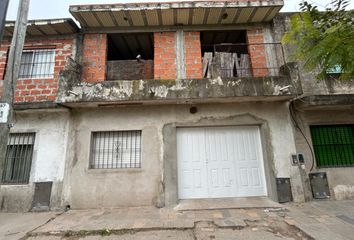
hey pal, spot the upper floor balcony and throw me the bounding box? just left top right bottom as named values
left=61, top=0, right=304, bottom=107
left=57, top=43, right=302, bottom=107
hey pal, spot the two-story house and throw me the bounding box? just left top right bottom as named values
left=0, top=18, right=79, bottom=211
left=0, top=0, right=353, bottom=212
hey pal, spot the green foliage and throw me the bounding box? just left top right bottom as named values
left=282, top=0, right=354, bottom=80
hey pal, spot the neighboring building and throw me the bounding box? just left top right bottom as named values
left=0, top=1, right=353, bottom=212
left=0, top=19, right=79, bottom=211
left=273, top=14, right=354, bottom=201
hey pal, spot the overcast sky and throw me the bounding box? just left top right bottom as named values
left=5, top=0, right=354, bottom=20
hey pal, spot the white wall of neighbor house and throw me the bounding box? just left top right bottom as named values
left=12, top=110, right=70, bottom=183
left=63, top=101, right=303, bottom=209
left=0, top=109, right=71, bottom=211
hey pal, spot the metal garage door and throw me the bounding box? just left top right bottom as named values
left=177, top=126, right=267, bottom=199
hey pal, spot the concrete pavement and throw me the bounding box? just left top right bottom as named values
left=1, top=200, right=354, bottom=240
left=283, top=200, right=354, bottom=240
left=0, top=212, right=58, bottom=240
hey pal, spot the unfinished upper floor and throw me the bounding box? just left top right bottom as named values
left=0, top=1, right=352, bottom=107
left=0, top=18, right=79, bottom=105
left=58, top=0, right=303, bottom=106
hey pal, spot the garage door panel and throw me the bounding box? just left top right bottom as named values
left=208, top=168, right=235, bottom=198
left=222, top=168, right=232, bottom=187
left=239, top=168, right=249, bottom=186
left=179, top=129, right=206, bottom=163
left=180, top=168, right=204, bottom=187
left=207, top=168, right=233, bottom=187
left=251, top=167, right=261, bottom=186
left=206, top=128, right=237, bottom=198
left=180, top=170, right=193, bottom=189
left=179, top=168, right=208, bottom=198
left=235, top=127, right=267, bottom=196
left=177, top=128, right=208, bottom=199
left=177, top=126, right=267, bottom=199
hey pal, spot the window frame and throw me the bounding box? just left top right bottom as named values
left=18, top=48, right=56, bottom=79
left=89, top=130, right=142, bottom=170
left=1, top=132, right=36, bottom=185
left=310, top=124, right=354, bottom=168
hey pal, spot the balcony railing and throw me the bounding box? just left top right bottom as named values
left=104, top=43, right=286, bottom=81
left=56, top=49, right=302, bottom=106
left=201, top=42, right=286, bottom=78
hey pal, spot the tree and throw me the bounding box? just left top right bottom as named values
left=282, top=0, right=354, bottom=80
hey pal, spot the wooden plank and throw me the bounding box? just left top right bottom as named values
left=220, top=52, right=233, bottom=78
left=240, top=54, right=251, bottom=77
left=232, top=53, right=240, bottom=77
left=211, top=52, right=223, bottom=78
left=202, top=52, right=213, bottom=78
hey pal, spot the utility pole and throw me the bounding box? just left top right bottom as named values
left=0, top=0, right=10, bottom=42
left=0, top=0, right=30, bottom=182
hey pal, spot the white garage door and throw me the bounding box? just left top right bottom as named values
left=177, top=126, right=267, bottom=199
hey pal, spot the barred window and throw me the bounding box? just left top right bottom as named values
left=310, top=125, right=354, bottom=168
left=2, top=133, right=35, bottom=184
left=19, top=49, right=55, bottom=78
left=90, top=131, right=142, bottom=169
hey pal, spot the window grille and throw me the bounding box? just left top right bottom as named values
left=19, top=49, right=55, bottom=78
left=2, top=133, right=35, bottom=184
left=90, top=131, right=142, bottom=169
left=310, top=125, right=354, bottom=168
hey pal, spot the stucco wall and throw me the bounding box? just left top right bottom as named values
left=63, top=102, right=303, bottom=209
left=0, top=110, right=70, bottom=212
left=294, top=109, right=354, bottom=200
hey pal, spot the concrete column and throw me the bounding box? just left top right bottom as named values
left=175, top=29, right=186, bottom=79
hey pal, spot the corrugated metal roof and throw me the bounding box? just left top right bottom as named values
left=69, top=1, right=283, bottom=29
left=4, top=18, right=79, bottom=38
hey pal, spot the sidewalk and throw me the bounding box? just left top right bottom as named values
left=26, top=207, right=308, bottom=240
left=0, top=212, right=57, bottom=240
left=283, top=200, right=354, bottom=240
left=1, top=200, right=354, bottom=240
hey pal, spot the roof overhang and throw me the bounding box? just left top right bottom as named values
left=69, top=1, right=283, bottom=29
left=294, top=94, right=354, bottom=110
left=4, top=18, right=79, bottom=38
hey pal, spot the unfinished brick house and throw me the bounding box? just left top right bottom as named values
left=0, top=1, right=353, bottom=212
left=0, top=19, right=79, bottom=211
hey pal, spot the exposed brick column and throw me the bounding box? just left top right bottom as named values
left=0, top=46, right=7, bottom=97
left=82, top=34, right=107, bottom=83
left=0, top=46, right=7, bottom=81
left=247, top=28, right=268, bottom=77
left=184, top=32, right=203, bottom=79
left=154, top=32, right=177, bottom=79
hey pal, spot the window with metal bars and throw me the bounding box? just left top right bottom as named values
left=19, top=49, right=55, bottom=79
left=1, top=133, right=35, bottom=184
left=310, top=125, right=354, bottom=168
left=90, top=131, right=142, bottom=169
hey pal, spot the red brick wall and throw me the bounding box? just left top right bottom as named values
left=184, top=32, right=203, bottom=79
left=106, top=60, right=154, bottom=80
left=154, top=32, right=177, bottom=79
left=0, top=45, right=7, bottom=97
left=0, top=46, right=7, bottom=82
left=0, top=37, right=75, bottom=103
left=247, top=28, right=268, bottom=77
left=82, top=34, right=107, bottom=83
